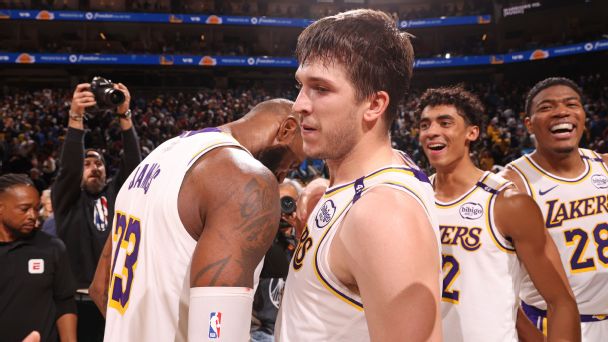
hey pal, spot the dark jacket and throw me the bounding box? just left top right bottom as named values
left=52, top=127, right=140, bottom=288
left=0, top=231, right=77, bottom=342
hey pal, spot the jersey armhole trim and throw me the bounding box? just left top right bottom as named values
left=507, top=164, right=535, bottom=199
left=313, top=199, right=365, bottom=311
left=486, top=184, right=516, bottom=254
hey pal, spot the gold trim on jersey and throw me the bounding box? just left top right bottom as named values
left=312, top=167, right=432, bottom=311
left=507, top=163, right=536, bottom=200
left=435, top=172, right=492, bottom=209
left=589, top=150, right=608, bottom=174
left=323, top=167, right=418, bottom=198
left=312, top=198, right=364, bottom=311
left=187, top=141, right=243, bottom=166
left=486, top=183, right=516, bottom=254
left=523, top=153, right=591, bottom=184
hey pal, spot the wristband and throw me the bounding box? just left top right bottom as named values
left=188, top=287, right=254, bottom=342
left=117, top=109, right=132, bottom=120
left=69, top=111, right=84, bottom=121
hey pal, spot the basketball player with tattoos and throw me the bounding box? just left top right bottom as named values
left=90, top=99, right=305, bottom=341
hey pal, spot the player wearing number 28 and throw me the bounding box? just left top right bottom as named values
left=418, top=86, right=580, bottom=342
left=504, top=77, right=608, bottom=341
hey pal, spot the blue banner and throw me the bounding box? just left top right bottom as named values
left=1, top=9, right=487, bottom=28
left=413, top=39, right=608, bottom=68
left=399, top=15, right=491, bottom=29
left=0, top=52, right=298, bottom=67
left=0, top=9, right=314, bottom=27
left=1, top=40, right=606, bottom=68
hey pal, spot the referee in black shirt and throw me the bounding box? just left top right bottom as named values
left=0, top=174, right=77, bottom=342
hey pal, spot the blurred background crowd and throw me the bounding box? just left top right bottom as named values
left=0, top=0, right=607, bottom=340
left=2, top=74, right=606, bottom=182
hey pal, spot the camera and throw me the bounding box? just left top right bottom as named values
left=280, top=196, right=296, bottom=215
left=90, top=76, right=125, bottom=110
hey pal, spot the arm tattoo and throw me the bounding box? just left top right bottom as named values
left=192, top=256, right=231, bottom=286
left=239, top=178, right=274, bottom=222
left=191, top=174, right=278, bottom=287
left=235, top=176, right=279, bottom=280
left=238, top=177, right=277, bottom=239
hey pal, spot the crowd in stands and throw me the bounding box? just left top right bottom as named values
left=2, top=74, right=607, bottom=183
left=14, top=28, right=604, bottom=60
left=2, top=1, right=603, bottom=59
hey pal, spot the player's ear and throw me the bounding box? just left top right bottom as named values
left=466, top=125, right=480, bottom=142
left=363, top=91, right=389, bottom=123
left=524, top=116, right=533, bottom=134
left=276, top=116, right=299, bottom=144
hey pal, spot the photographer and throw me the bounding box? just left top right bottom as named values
left=51, top=80, right=141, bottom=340
left=251, top=178, right=302, bottom=342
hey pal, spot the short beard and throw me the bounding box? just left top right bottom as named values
left=83, top=179, right=106, bottom=195
left=257, top=145, right=291, bottom=179
left=3, top=223, right=35, bottom=240
left=309, top=117, right=358, bottom=161
left=553, top=146, right=576, bottom=154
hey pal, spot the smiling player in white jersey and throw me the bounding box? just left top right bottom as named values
left=418, top=85, right=579, bottom=342
left=504, top=77, right=608, bottom=341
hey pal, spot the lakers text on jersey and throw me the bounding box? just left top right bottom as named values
left=508, top=149, right=608, bottom=318
left=435, top=171, right=521, bottom=342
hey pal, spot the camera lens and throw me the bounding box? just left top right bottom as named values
left=105, top=88, right=126, bottom=106
left=90, top=76, right=126, bottom=110
left=280, top=196, right=296, bottom=215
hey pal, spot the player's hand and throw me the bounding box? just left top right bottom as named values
left=281, top=211, right=297, bottom=229
left=114, top=83, right=131, bottom=115
left=295, top=178, right=329, bottom=238
left=70, top=83, right=96, bottom=116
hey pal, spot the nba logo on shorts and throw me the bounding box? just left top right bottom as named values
left=208, top=312, right=221, bottom=339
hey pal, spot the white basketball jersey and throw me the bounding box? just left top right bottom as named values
left=434, top=172, right=521, bottom=342
left=507, top=149, right=608, bottom=315
left=104, top=128, right=250, bottom=342
left=276, top=153, right=440, bottom=341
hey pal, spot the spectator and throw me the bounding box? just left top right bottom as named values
left=0, top=173, right=77, bottom=342
left=51, top=82, right=141, bottom=340
left=40, top=188, right=57, bottom=236
left=29, top=167, right=48, bottom=194
left=478, top=148, right=495, bottom=171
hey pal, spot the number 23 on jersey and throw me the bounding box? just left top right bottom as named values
left=109, top=211, right=142, bottom=314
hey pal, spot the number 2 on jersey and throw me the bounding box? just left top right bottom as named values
left=442, top=254, right=460, bottom=304
left=109, top=211, right=142, bottom=314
